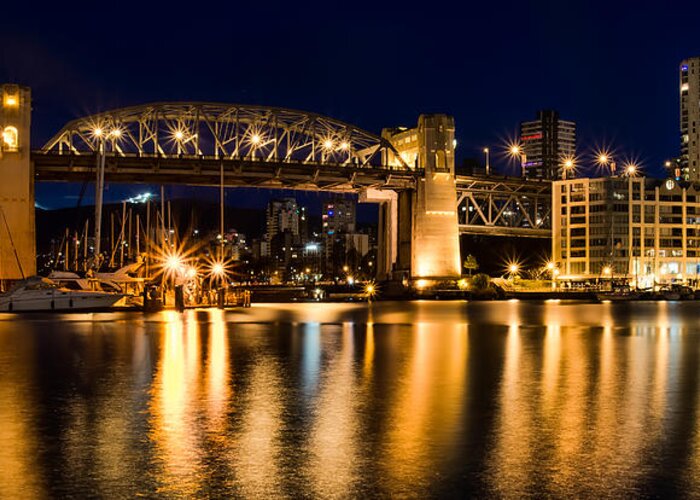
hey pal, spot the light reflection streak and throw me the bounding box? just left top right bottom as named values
left=231, top=353, right=284, bottom=497
left=301, top=322, right=321, bottom=398
left=206, top=309, right=230, bottom=433
left=489, top=317, right=537, bottom=497
left=363, top=313, right=375, bottom=381
left=383, top=321, right=468, bottom=493
left=306, top=323, right=359, bottom=496
left=0, top=333, right=44, bottom=497
left=149, top=310, right=203, bottom=496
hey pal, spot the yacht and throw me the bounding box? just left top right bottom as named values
left=0, top=277, right=125, bottom=312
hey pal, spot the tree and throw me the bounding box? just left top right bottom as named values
left=471, top=273, right=491, bottom=291
left=463, top=254, right=479, bottom=275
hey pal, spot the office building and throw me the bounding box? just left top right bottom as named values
left=520, top=110, right=576, bottom=180
left=553, top=176, right=700, bottom=287
left=680, top=57, right=700, bottom=181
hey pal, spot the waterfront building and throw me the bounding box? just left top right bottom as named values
left=553, top=176, right=700, bottom=287
left=680, top=57, right=700, bottom=181
left=520, top=110, right=576, bottom=180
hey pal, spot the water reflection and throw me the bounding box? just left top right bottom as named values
left=383, top=320, right=468, bottom=495
left=150, top=310, right=203, bottom=496
left=1, top=301, right=700, bottom=496
left=0, top=331, right=44, bottom=498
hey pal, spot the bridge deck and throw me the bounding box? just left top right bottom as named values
left=32, top=152, right=417, bottom=191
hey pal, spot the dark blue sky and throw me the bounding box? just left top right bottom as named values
left=2, top=0, right=699, bottom=208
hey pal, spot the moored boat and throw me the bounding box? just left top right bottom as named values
left=0, top=277, right=125, bottom=312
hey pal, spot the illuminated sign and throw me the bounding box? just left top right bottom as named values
left=521, top=133, right=542, bottom=141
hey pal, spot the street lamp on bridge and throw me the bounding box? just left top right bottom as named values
left=507, top=143, right=527, bottom=178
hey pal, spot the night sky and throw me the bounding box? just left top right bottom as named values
left=2, top=0, right=700, bottom=209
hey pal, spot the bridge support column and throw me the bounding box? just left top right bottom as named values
left=410, top=115, right=461, bottom=280
left=0, top=84, right=35, bottom=283
left=359, top=188, right=397, bottom=281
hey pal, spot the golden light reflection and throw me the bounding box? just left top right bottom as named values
left=206, top=309, right=230, bottom=431
left=382, top=321, right=468, bottom=493
left=149, top=310, right=203, bottom=496
left=305, top=323, right=359, bottom=496
left=230, top=353, right=284, bottom=497
left=488, top=319, right=537, bottom=497
left=547, top=320, right=589, bottom=490
left=363, top=310, right=375, bottom=380
left=0, top=333, right=44, bottom=498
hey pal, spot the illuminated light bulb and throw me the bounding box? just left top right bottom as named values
left=111, top=128, right=122, bottom=138
left=174, top=130, right=184, bottom=140
left=546, top=261, right=555, bottom=270
left=5, top=96, right=17, bottom=107
left=598, top=154, right=609, bottom=165
left=212, top=262, right=225, bottom=276
left=340, top=141, right=349, bottom=151
left=165, top=254, right=183, bottom=273
left=93, top=128, right=103, bottom=137
left=323, top=139, right=334, bottom=150
left=510, top=145, right=521, bottom=156
left=250, top=133, right=261, bottom=145
left=509, top=263, right=519, bottom=274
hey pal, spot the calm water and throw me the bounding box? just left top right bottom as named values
left=1, top=300, right=700, bottom=498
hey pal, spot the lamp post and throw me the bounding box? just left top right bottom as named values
left=92, top=127, right=122, bottom=269
left=597, top=152, right=615, bottom=176
left=562, top=157, right=575, bottom=180
left=93, top=130, right=106, bottom=268
left=509, top=144, right=527, bottom=177
left=483, top=147, right=490, bottom=175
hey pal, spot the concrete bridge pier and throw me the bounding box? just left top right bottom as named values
left=379, top=114, right=462, bottom=285
left=0, top=84, right=35, bottom=283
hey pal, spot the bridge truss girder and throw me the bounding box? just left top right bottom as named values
left=42, top=103, right=409, bottom=171
left=456, top=176, right=552, bottom=238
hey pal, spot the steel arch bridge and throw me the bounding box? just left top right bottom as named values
left=34, top=102, right=415, bottom=190
left=41, top=103, right=409, bottom=168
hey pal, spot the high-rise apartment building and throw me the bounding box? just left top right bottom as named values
left=680, top=57, right=700, bottom=181
left=263, top=198, right=300, bottom=274
left=553, top=176, right=700, bottom=287
left=520, top=110, right=576, bottom=180
left=265, top=197, right=299, bottom=243
left=322, top=196, right=357, bottom=276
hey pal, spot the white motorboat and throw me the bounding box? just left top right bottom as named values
left=0, top=277, right=125, bottom=312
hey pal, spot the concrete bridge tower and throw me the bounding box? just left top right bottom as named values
left=0, top=84, right=35, bottom=281
left=373, top=114, right=461, bottom=282
left=411, top=115, right=461, bottom=279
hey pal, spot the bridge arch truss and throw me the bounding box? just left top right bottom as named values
left=41, top=103, right=409, bottom=170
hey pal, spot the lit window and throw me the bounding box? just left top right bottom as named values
left=3, top=92, right=18, bottom=108
left=2, top=126, right=18, bottom=151
left=681, top=83, right=689, bottom=92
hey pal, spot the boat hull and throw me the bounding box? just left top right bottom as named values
left=0, top=290, right=124, bottom=312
